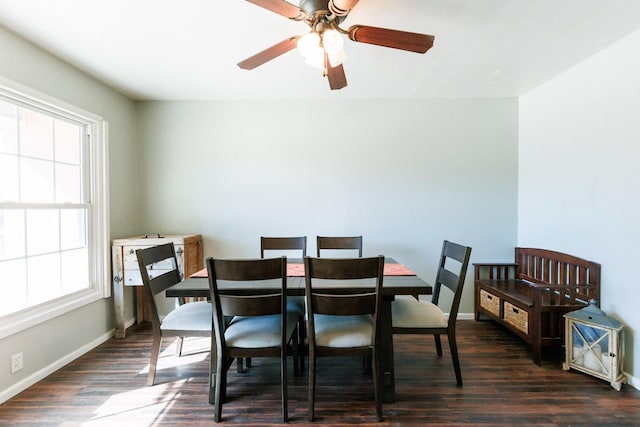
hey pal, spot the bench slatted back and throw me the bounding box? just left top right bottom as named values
left=515, top=247, right=601, bottom=304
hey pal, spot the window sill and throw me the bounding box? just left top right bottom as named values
left=0, top=287, right=105, bottom=339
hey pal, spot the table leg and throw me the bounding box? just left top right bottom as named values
left=113, top=246, right=126, bottom=338
left=379, top=297, right=395, bottom=403
left=113, top=282, right=125, bottom=338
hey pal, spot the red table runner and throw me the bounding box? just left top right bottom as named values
left=190, top=262, right=415, bottom=278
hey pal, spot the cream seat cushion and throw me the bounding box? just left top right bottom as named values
left=160, top=300, right=212, bottom=332
left=314, top=314, right=373, bottom=348
left=225, top=312, right=298, bottom=348
left=392, top=295, right=448, bottom=328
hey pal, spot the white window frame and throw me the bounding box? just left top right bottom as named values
left=0, top=76, right=110, bottom=339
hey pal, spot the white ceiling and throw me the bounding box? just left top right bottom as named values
left=1, top=0, right=639, bottom=101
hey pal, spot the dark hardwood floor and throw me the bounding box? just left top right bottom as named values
left=1, top=320, right=639, bottom=426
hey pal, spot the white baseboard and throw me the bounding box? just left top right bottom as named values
left=0, top=317, right=136, bottom=404
left=624, top=372, right=639, bottom=391
left=457, top=312, right=475, bottom=320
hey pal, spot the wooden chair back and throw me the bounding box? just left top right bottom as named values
left=261, top=236, right=307, bottom=258
left=316, top=235, right=363, bottom=257
left=431, top=240, right=472, bottom=327
left=136, top=243, right=182, bottom=331
left=207, top=257, right=288, bottom=347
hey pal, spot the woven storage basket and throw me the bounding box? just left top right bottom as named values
left=504, top=301, right=528, bottom=334
left=480, top=289, right=500, bottom=317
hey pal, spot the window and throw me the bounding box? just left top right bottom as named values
left=0, top=77, right=109, bottom=339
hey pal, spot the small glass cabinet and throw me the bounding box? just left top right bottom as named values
left=563, top=300, right=625, bottom=390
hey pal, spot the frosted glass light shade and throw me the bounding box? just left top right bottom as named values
left=322, top=29, right=344, bottom=54
left=298, top=32, right=321, bottom=59
left=328, top=49, right=347, bottom=67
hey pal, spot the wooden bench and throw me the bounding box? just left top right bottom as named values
left=474, top=248, right=601, bottom=365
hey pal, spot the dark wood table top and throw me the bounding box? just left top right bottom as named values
left=166, top=257, right=432, bottom=298
left=167, top=275, right=432, bottom=298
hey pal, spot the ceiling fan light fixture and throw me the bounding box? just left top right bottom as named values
left=298, top=30, right=332, bottom=69
left=322, top=29, right=344, bottom=54
left=305, top=49, right=325, bottom=68
left=297, top=32, right=320, bottom=56
left=327, top=49, right=347, bottom=67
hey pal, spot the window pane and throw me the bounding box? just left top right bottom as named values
left=54, top=120, right=81, bottom=165
left=27, top=253, right=61, bottom=305
left=0, top=154, right=19, bottom=201
left=26, top=209, right=59, bottom=256
left=0, top=259, right=27, bottom=316
left=20, top=157, right=54, bottom=202
left=60, top=209, right=86, bottom=250
left=0, top=209, right=25, bottom=260
left=19, top=109, right=53, bottom=160
left=61, top=248, right=88, bottom=293
left=55, top=163, right=82, bottom=203
left=0, top=101, right=18, bottom=154
left=0, top=81, right=108, bottom=334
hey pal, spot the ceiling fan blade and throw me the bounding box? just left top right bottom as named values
left=237, top=36, right=301, bottom=70
left=329, top=0, right=360, bottom=15
left=245, top=0, right=306, bottom=20
left=325, top=54, right=347, bottom=90
left=348, top=25, right=435, bottom=54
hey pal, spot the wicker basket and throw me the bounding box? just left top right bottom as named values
left=504, top=301, right=528, bottom=334
left=480, top=289, right=500, bottom=317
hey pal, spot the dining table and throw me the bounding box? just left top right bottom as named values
left=165, top=257, right=432, bottom=403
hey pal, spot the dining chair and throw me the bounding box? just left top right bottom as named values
left=304, top=255, right=385, bottom=422
left=391, top=240, right=472, bottom=386
left=136, top=243, right=212, bottom=386
left=207, top=256, right=299, bottom=422
left=316, top=235, right=363, bottom=257
left=261, top=236, right=307, bottom=369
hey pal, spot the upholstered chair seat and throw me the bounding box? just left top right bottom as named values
left=392, top=296, right=448, bottom=329
left=314, top=314, right=373, bottom=348
left=160, top=300, right=212, bottom=332
left=225, top=312, right=299, bottom=348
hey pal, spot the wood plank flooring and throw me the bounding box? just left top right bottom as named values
left=1, top=320, right=639, bottom=426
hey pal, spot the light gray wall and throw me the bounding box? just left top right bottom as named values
left=519, top=29, right=640, bottom=383
left=136, top=98, right=519, bottom=315
left=0, top=26, right=139, bottom=397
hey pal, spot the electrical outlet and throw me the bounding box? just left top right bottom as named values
left=11, top=352, right=23, bottom=374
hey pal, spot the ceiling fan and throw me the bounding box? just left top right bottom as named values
left=237, top=0, right=435, bottom=90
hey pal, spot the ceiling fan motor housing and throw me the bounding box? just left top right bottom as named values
left=299, top=0, right=346, bottom=25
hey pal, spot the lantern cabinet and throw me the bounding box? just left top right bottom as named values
left=563, top=300, right=625, bottom=391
